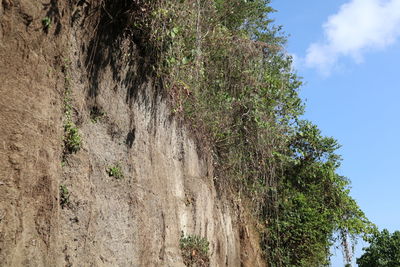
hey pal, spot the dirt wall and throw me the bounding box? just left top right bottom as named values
left=0, top=1, right=264, bottom=266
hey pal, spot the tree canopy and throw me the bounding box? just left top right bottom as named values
left=357, top=229, right=400, bottom=267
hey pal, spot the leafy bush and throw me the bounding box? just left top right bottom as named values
left=179, top=233, right=209, bottom=267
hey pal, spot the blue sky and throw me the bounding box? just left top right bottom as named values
left=270, top=0, right=400, bottom=266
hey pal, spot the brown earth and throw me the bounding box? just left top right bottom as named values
left=0, top=1, right=265, bottom=266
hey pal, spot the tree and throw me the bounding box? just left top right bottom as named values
left=357, top=229, right=400, bottom=267
left=270, top=120, right=373, bottom=266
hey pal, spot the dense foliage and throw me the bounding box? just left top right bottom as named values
left=126, top=0, right=375, bottom=265
left=357, top=229, right=400, bottom=267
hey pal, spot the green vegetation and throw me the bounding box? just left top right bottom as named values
left=59, top=184, right=70, bottom=208
left=179, top=233, right=209, bottom=267
left=121, top=0, right=375, bottom=265
left=90, top=106, right=105, bottom=123
left=267, top=121, right=374, bottom=266
left=357, top=229, right=400, bottom=267
left=64, top=120, right=81, bottom=153
left=62, top=61, right=82, bottom=154
left=107, top=164, right=124, bottom=179
left=42, top=16, right=51, bottom=29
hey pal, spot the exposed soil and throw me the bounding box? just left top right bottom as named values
left=0, top=1, right=265, bottom=266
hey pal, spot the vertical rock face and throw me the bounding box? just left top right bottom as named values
left=0, top=1, right=264, bottom=266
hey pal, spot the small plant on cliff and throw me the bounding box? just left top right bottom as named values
left=107, top=164, right=124, bottom=179
left=64, top=120, right=82, bottom=153
left=59, top=184, right=70, bottom=208
left=90, top=106, right=105, bottom=123
left=42, top=16, right=51, bottom=30
left=179, top=232, right=210, bottom=267
left=62, top=65, right=82, bottom=155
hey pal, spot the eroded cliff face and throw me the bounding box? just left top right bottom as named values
left=0, top=1, right=264, bottom=266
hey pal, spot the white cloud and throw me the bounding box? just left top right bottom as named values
left=306, top=0, right=400, bottom=75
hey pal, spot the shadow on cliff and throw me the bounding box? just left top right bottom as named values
left=42, top=0, right=62, bottom=35
left=84, top=0, right=161, bottom=105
